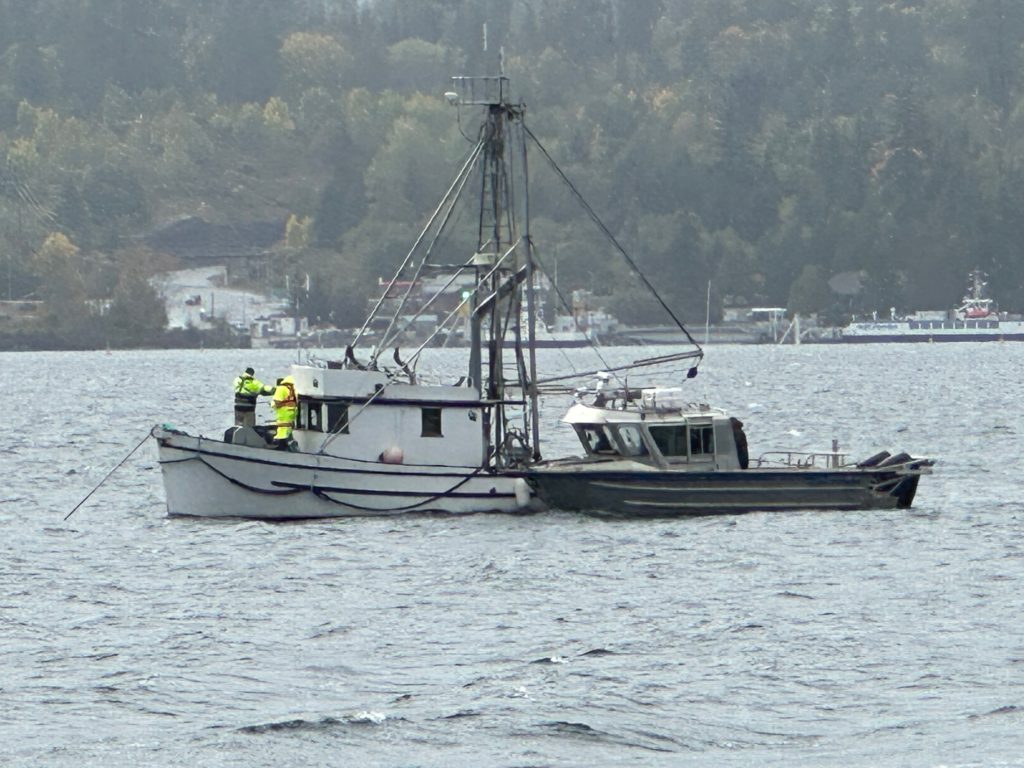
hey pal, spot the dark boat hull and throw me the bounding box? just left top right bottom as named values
left=526, top=465, right=925, bottom=516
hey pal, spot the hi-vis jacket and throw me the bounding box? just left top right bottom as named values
left=233, top=373, right=271, bottom=412
left=272, top=376, right=297, bottom=415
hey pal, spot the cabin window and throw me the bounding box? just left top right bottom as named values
left=579, top=425, right=616, bottom=455
left=615, top=425, right=648, bottom=457
left=326, top=402, right=349, bottom=434
left=690, top=424, right=715, bottom=456
left=648, top=425, right=687, bottom=457
left=422, top=407, right=443, bottom=437
left=299, top=401, right=323, bottom=432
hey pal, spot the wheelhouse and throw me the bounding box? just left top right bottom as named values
left=284, top=365, right=489, bottom=465
left=564, top=389, right=745, bottom=471
left=574, top=418, right=722, bottom=463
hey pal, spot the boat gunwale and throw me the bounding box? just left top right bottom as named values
left=154, top=427, right=525, bottom=479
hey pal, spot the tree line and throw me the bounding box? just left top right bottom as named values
left=2, top=0, right=1024, bottom=347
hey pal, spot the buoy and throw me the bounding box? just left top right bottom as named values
left=514, top=478, right=531, bottom=508
left=379, top=446, right=404, bottom=464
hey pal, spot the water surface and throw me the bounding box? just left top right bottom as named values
left=2, top=344, right=1022, bottom=767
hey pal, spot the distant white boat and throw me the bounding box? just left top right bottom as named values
left=840, top=270, right=1024, bottom=342
left=525, top=311, right=605, bottom=348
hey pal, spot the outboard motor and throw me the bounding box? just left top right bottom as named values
left=730, top=417, right=749, bottom=469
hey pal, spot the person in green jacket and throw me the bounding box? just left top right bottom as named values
left=233, top=367, right=273, bottom=427
left=271, top=375, right=298, bottom=449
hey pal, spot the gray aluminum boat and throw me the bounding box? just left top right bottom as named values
left=527, top=380, right=933, bottom=516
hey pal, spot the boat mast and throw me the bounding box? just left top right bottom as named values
left=451, top=75, right=533, bottom=467
left=481, top=79, right=509, bottom=456
left=522, top=123, right=541, bottom=462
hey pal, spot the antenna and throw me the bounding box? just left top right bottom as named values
left=482, top=22, right=487, bottom=52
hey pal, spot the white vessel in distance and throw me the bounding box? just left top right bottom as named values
left=840, top=270, right=1024, bottom=342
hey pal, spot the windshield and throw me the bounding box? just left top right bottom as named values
left=579, top=425, right=616, bottom=455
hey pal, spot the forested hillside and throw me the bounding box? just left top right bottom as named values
left=2, top=0, right=1023, bottom=346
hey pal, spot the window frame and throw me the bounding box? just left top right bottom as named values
left=326, top=401, right=350, bottom=434
left=421, top=407, right=443, bottom=437
left=648, top=424, right=688, bottom=459
left=576, top=424, right=617, bottom=456
left=613, top=424, right=650, bottom=458
left=688, top=422, right=715, bottom=460
left=297, top=399, right=323, bottom=432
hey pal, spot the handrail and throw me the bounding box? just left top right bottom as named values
left=753, top=451, right=850, bottom=469
left=753, top=451, right=934, bottom=473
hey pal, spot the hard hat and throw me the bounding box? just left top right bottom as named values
left=245, top=367, right=255, bottom=376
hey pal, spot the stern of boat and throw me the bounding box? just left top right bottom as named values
left=860, top=452, right=935, bottom=508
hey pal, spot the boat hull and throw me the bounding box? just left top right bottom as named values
left=526, top=464, right=926, bottom=516
left=839, top=331, right=1024, bottom=343
left=154, top=427, right=531, bottom=519
left=838, top=318, right=1024, bottom=342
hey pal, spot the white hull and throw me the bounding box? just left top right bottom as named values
left=154, top=427, right=531, bottom=519
left=840, top=319, right=1024, bottom=342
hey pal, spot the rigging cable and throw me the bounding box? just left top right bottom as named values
left=64, top=431, right=152, bottom=521
left=351, top=137, right=486, bottom=349
left=527, top=245, right=621, bottom=384
left=522, top=125, right=704, bottom=362
left=317, top=243, right=522, bottom=456
left=374, top=131, right=488, bottom=359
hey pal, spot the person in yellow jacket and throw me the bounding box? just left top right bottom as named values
left=271, top=375, right=298, bottom=449
left=233, top=367, right=274, bottom=427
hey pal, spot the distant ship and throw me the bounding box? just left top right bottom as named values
left=839, top=271, right=1024, bottom=343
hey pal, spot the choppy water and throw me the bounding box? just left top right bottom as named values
left=3, top=343, right=1023, bottom=767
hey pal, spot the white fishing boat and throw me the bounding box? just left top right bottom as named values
left=154, top=367, right=533, bottom=518
left=839, top=270, right=1024, bottom=342
left=154, top=73, right=933, bottom=519
left=155, top=75, right=546, bottom=519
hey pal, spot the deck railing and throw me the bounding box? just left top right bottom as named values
left=753, top=451, right=850, bottom=469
